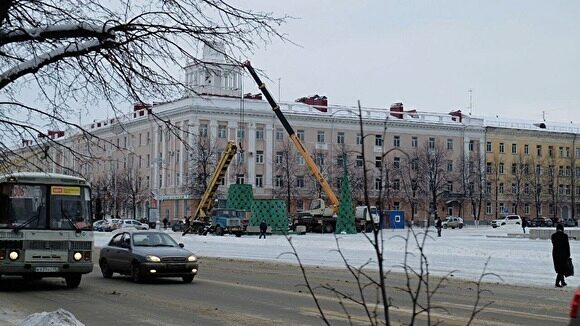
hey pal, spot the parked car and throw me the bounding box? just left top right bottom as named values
left=93, top=219, right=108, bottom=231
left=442, top=216, right=464, bottom=229
left=100, top=219, right=122, bottom=232
left=561, top=218, right=578, bottom=227
left=529, top=217, right=553, bottom=227
left=119, top=219, right=149, bottom=230
left=99, top=230, right=198, bottom=283
left=171, top=220, right=185, bottom=232
left=491, top=215, right=522, bottom=228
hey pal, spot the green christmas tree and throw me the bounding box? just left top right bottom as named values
left=335, top=154, right=356, bottom=234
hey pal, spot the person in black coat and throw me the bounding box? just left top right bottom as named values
left=259, top=219, right=268, bottom=239
left=522, top=218, right=528, bottom=234
left=435, top=217, right=442, bottom=237
left=551, top=223, right=571, bottom=287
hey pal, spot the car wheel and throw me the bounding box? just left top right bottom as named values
left=100, top=259, right=113, bottom=279
left=215, top=226, right=224, bottom=236
left=459, top=224, right=463, bottom=229
left=64, top=274, right=82, bottom=289
left=443, top=224, right=448, bottom=229
left=182, top=275, right=194, bottom=283
left=131, top=263, right=143, bottom=283
left=235, top=232, right=242, bottom=238
left=324, top=223, right=334, bottom=233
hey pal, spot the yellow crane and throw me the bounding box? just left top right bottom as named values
left=243, top=61, right=340, bottom=233
left=183, top=140, right=237, bottom=235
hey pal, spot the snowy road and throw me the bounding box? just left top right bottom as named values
left=94, top=224, right=580, bottom=289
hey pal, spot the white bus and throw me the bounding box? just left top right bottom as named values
left=0, top=172, right=93, bottom=288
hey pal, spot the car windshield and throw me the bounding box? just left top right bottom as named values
left=49, top=186, right=91, bottom=230
left=132, top=233, right=178, bottom=247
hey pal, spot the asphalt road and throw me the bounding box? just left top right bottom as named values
left=0, top=256, right=574, bottom=325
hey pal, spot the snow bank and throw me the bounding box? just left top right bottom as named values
left=18, top=309, right=84, bottom=326
left=94, top=225, right=580, bottom=288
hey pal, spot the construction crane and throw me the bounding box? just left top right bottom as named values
left=243, top=61, right=340, bottom=233
left=183, top=140, right=237, bottom=235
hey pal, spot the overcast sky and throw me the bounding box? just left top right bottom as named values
left=235, top=1, right=580, bottom=124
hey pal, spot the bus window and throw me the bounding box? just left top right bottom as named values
left=0, top=184, right=46, bottom=229
left=50, top=186, right=91, bottom=230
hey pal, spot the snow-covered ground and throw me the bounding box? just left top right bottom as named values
left=94, top=225, right=580, bottom=288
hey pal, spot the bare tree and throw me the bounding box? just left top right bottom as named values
left=396, top=149, right=423, bottom=223
left=187, top=133, right=220, bottom=198
left=272, top=138, right=301, bottom=213
left=117, top=165, right=147, bottom=220
left=461, top=151, right=486, bottom=225
left=0, top=0, right=286, bottom=170
left=417, top=140, right=450, bottom=223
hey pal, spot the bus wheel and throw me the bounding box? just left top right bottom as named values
left=65, top=274, right=82, bottom=288
left=324, top=223, right=334, bottom=233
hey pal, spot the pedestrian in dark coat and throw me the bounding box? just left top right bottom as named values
left=435, top=217, right=442, bottom=237
left=259, top=219, right=268, bottom=239
left=522, top=218, right=528, bottom=234
left=552, top=223, right=571, bottom=287
left=162, top=217, right=169, bottom=230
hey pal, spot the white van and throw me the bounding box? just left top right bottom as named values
left=355, top=206, right=380, bottom=232
left=491, top=215, right=522, bottom=228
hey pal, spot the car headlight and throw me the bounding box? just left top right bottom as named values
left=73, top=252, right=83, bottom=261
left=146, top=255, right=161, bottom=262
left=9, top=250, right=19, bottom=261
left=187, top=255, right=197, bottom=262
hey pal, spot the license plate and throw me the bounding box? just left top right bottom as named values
left=35, top=267, right=59, bottom=273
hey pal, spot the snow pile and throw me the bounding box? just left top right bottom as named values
left=18, top=309, right=84, bottom=326
left=94, top=225, right=580, bottom=288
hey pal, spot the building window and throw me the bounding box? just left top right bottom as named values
left=297, top=155, right=305, bottom=165
left=375, top=134, right=383, bottom=146
left=237, top=152, right=245, bottom=163
left=236, top=174, right=245, bottom=184
left=237, top=127, right=245, bottom=140
left=447, top=181, right=453, bottom=192
left=337, top=155, right=344, bottom=168
left=486, top=162, right=492, bottom=174
left=393, top=157, right=400, bottom=169
left=375, top=156, right=382, bottom=168
left=393, top=135, right=400, bottom=147
left=337, top=132, right=345, bottom=144
left=218, top=125, right=227, bottom=138
left=315, top=153, right=325, bottom=166
left=524, top=203, right=530, bottom=215
left=537, top=145, right=542, bottom=156
left=255, top=175, right=263, bottom=188
left=296, top=199, right=304, bottom=211
left=524, top=183, right=529, bottom=194
left=199, top=124, right=208, bottom=137
left=412, top=137, right=418, bottom=148
left=356, top=133, right=362, bottom=145
left=486, top=182, right=492, bottom=194
left=275, top=152, right=283, bottom=164
left=499, top=183, right=504, bottom=194
left=393, top=202, right=400, bottom=210
left=447, top=160, right=453, bottom=172
left=512, top=183, right=517, bottom=194
left=374, top=178, right=382, bottom=190
left=447, top=139, right=454, bottom=150
left=524, top=144, right=529, bottom=155
left=296, top=176, right=305, bottom=188
left=576, top=148, right=580, bottom=158
left=393, top=179, right=400, bottom=191
left=548, top=146, right=554, bottom=157
left=276, top=128, right=284, bottom=141
left=256, top=151, right=264, bottom=164
left=499, top=143, right=505, bottom=153
left=469, top=140, right=474, bottom=152
left=486, top=142, right=492, bottom=152
left=256, top=128, right=264, bottom=140
left=297, top=130, right=305, bottom=141
left=511, top=143, right=517, bottom=154
left=275, top=175, right=283, bottom=187
left=429, top=137, right=435, bottom=149
left=559, top=146, right=565, bottom=157
left=356, top=155, right=363, bottom=167
left=499, top=163, right=504, bottom=174
left=511, top=163, right=517, bottom=175
left=317, top=131, right=325, bottom=143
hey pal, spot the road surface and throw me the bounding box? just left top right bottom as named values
left=0, top=256, right=573, bottom=325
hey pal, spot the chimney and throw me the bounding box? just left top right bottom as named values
left=390, top=102, right=404, bottom=119
left=295, top=95, right=328, bottom=112
left=449, top=110, right=462, bottom=122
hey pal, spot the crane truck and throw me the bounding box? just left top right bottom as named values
left=182, top=140, right=243, bottom=237
left=243, top=61, right=340, bottom=233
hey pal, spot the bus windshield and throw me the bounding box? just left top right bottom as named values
left=0, top=183, right=91, bottom=230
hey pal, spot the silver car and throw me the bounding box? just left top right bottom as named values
left=99, top=230, right=198, bottom=283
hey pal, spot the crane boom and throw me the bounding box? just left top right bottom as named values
left=243, top=61, right=339, bottom=208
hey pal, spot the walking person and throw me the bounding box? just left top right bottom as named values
left=522, top=218, right=528, bottom=234
left=435, top=217, right=442, bottom=237
left=552, top=223, right=571, bottom=287
left=259, top=219, right=268, bottom=239
left=162, top=217, right=168, bottom=230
